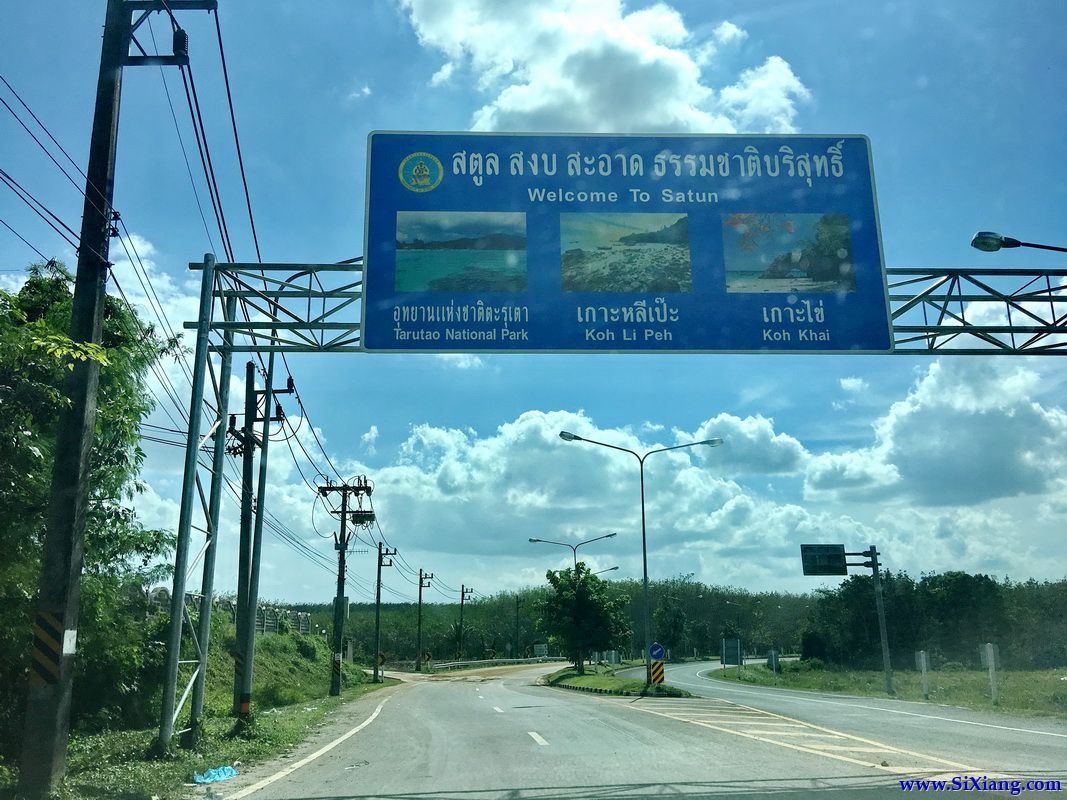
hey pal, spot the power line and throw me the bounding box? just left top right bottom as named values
left=0, top=217, right=48, bottom=261
left=0, top=168, right=79, bottom=250
left=146, top=17, right=216, bottom=255
left=213, top=11, right=261, bottom=262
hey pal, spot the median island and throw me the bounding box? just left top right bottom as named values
left=545, top=662, right=691, bottom=698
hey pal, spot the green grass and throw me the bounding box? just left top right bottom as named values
left=709, top=662, right=1067, bottom=716
left=546, top=663, right=691, bottom=698
left=0, top=627, right=397, bottom=800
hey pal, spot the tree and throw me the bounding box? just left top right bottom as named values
left=653, top=592, right=687, bottom=658
left=536, top=563, right=629, bottom=674
left=0, top=262, right=176, bottom=759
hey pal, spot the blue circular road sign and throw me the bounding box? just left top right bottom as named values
left=649, top=642, right=665, bottom=660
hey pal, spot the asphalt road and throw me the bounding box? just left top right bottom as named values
left=209, top=664, right=1066, bottom=800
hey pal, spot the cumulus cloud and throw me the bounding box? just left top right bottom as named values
left=399, top=0, right=810, bottom=133
left=806, top=359, right=1067, bottom=506
left=683, top=412, right=807, bottom=475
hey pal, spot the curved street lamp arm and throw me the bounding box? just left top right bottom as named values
left=574, top=531, right=618, bottom=551
left=531, top=538, right=578, bottom=554
left=569, top=435, right=641, bottom=462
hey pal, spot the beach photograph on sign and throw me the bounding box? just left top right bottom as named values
left=722, top=212, right=856, bottom=294
left=560, top=213, right=693, bottom=293
left=394, top=210, right=528, bottom=292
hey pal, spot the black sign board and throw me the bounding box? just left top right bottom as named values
left=800, top=543, right=848, bottom=576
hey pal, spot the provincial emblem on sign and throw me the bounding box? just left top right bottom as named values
left=398, top=152, right=443, bottom=192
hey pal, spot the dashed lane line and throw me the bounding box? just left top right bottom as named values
left=493, top=706, right=504, bottom=713
left=527, top=731, right=549, bottom=746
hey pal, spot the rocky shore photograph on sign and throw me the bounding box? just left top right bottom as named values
left=560, top=213, right=693, bottom=293
left=723, top=212, right=856, bottom=294
left=394, top=211, right=528, bottom=292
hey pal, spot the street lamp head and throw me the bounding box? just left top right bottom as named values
left=528, top=538, right=541, bottom=543
left=558, top=430, right=582, bottom=442
left=971, top=231, right=1022, bottom=253
left=700, top=437, right=725, bottom=447
left=606, top=531, right=618, bottom=539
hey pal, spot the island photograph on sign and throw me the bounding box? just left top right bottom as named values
left=362, top=132, right=891, bottom=353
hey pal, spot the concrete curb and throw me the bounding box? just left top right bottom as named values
left=553, top=682, right=644, bottom=697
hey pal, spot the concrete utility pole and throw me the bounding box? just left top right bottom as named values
left=514, top=596, right=523, bottom=658
left=416, top=570, right=433, bottom=672
left=20, top=1, right=214, bottom=790
left=373, top=541, right=396, bottom=682
left=458, top=585, right=474, bottom=657
left=319, top=476, right=373, bottom=695
left=233, top=355, right=292, bottom=720
left=230, top=361, right=258, bottom=712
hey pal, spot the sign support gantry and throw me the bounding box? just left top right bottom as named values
left=157, top=255, right=1065, bottom=749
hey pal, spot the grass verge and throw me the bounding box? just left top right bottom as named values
left=546, top=663, right=691, bottom=698
left=709, top=662, right=1067, bottom=716
left=0, top=625, right=398, bottom=800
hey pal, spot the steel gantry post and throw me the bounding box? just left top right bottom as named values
left=155, top=254, right=217, bottom=751
left=186, top=293, right=237, bottom=746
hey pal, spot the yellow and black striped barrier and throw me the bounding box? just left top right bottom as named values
left=30, top=611, right=63, bottom=687
left=650, top=659, right=665, bottom=684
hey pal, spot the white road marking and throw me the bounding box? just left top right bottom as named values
left=225, top=694, right=393, bottom=799
left=683, top=671, right=1067, bottom=739
left=493, top=706, right=504, bottom=713
left=527, top=731, right=549, bottom=746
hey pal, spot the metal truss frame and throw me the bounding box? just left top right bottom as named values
left=157, top=257, right=1064, bottom=747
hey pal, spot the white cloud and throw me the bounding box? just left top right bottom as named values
left=347, top=84, right=372, bottom=101
left=718, top=56, right=812, bottom=134
left=684, top=412, right=807, bottom=475
left=840, top=377, right=869, bottom=393
left=435, top=353, right=485, bottom=369
left=361, top=424, right=379, bottom=455
left=806, top=359, right=1067, bottom=506
left=430, top=62, right=455, bottom=86
left=399, top=0, right=809, bottom=133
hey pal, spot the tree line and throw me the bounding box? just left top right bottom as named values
left=308, top=568, right=1066, bottom=675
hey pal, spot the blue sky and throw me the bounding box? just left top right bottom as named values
left=2, top=1, right=1066, bottom=604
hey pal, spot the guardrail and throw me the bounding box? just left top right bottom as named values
left=428, top=657, right=567, bottom=672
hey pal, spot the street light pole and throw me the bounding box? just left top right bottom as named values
left=528, top=531, right=617, bottom=566
left=558, top=431, right=723, bottom=684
